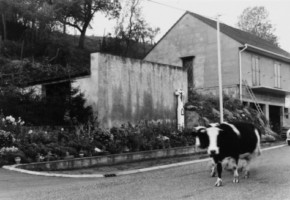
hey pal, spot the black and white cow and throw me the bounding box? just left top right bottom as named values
left=194, top=122, right=261, bottom=187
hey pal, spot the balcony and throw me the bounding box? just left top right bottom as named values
left=251, top=85, right=290, bottom=95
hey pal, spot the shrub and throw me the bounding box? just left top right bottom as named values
left=0, top=130, right=14, bottom=148
left=0, top=146, right=26, bottom=164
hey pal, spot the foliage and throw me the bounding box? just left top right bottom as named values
left=237, top=6, right=279, bottom=46
left=0, top=146, right=25, bottom=164
left=0, top=113, right=27, bottom=164
left=0, top=0, right=56, bottom=42
left=0, top=146, right=19, bottom=155
left=0, top=131, right=14, bottom=149
left=0, top=83, right=92, bottom=126
left=0, top=117, right=198, bottom=165
left=100, top=36, right=152, bottom=59
left=113, top=0, right=159, bottom=56
left=52, top=0, right=121, bottom=48
left=186, top=89, right=274, bottom=139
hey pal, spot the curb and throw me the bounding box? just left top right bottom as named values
left=2, top=144, right=287, bottom=178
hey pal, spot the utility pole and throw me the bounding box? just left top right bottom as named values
left=216, top=15, right=224, bottom=123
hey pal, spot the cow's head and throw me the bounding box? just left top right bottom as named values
left=206, top=126, right=221, bottom=156
left=194, top=125, right=222, bottom=156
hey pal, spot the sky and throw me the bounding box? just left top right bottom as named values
left=87, top=0, right=290, bottom=53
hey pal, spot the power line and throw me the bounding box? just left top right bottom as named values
left=145, top=0, right=221, bottom=22
left=146, top=0, right=186, bottom=12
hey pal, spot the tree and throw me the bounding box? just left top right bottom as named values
left=237, top=6, right=279, bottom=46
left=53, top=0, right=121, bottom=49
left=114, top=0, right=160, bottom=55
left=0, top=0, right=56, bottom=42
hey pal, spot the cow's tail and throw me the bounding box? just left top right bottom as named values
left=255, top=128, right=261, bottom=156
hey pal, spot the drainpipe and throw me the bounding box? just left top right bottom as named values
left=239, top=44, right=248, bottom=102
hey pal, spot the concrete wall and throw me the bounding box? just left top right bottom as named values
left=144, top=13, right=241, bottom=89
left=195, top=85, right=239, bottom=98
left=73, top=53, right=187, bottom=128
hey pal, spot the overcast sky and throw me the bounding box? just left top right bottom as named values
left=88, top=0, right=290, bottom=53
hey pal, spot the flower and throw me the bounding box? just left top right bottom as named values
left=17, top=117, right=25, bottom=125
left=5, top=116, right=15, bottom=123
left=28, top=130, right=33, bottom=134
left=157, top=135, right=170, bottom=141
left=0, top=146, right=19, bottom=155
left=94, top=147, right=102, bottom=152
left=37, top=153, right=45, bottom=161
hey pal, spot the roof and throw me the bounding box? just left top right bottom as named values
left=145, top=11, right=290, bottom=61
left=187, top=11, right=290, bottom=58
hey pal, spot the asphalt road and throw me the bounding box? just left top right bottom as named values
left=1, top=145, right=290, bottom=200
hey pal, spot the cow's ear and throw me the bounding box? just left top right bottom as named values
left=200, top=129, right=206, bottom=133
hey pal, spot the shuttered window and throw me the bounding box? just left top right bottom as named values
left=251, top=56, right=260, bottom=86
left=274, top=62, right=281, bottom=88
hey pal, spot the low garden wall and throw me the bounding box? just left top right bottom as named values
left=16, top=146, right=205, bottom=171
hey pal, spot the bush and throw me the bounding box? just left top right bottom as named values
left=0, top=119, right=202, bottom=164
left=186, top=89, right=271, bottom=136
left=0, top=130, right=14, bottom=148
left=0, top=146, right=27, bottom=164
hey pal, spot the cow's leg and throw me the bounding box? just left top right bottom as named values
left=243, top=156, right=253, bottom=179
left=214, top=160, right=223, bottom=187
left=232, top=157, right=239, bottom=183
left=210, top=159, right=216, bottom=177
left=223, top=157, right=232, bottom=171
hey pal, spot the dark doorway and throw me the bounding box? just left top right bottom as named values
left=181, top=56, right=195, bottom=90
left=269, top=105, right=281, bottom=133
left=44, top=81, right=71, bottom=125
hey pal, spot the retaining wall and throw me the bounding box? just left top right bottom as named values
left=17, top=146, right=204, bottom=171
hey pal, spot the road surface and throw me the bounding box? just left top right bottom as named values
left=1, top=145, right=290, bottom=200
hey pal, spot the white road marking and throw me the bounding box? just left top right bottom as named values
left=2, top=144, right=287, bottom=178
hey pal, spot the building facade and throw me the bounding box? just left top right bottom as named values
left=144, top=11, right=290, bottom=132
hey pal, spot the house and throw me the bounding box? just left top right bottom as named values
left=144, top=11, right=290, bottom=133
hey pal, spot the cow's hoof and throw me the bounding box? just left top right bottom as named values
left=215, top=179, right=222, bottom=187
left=233, top=178, right=239, bottom=183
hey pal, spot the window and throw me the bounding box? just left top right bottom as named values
left=274, top=62, right=281, bottom=88
left=251, top=55, right=260, bottom=86
left=182, top=56, right=195, bottom=89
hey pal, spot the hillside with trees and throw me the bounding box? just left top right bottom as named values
left=0, top=0, right=157, bottom=86
left=0, top=0, right=158, bottom=126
